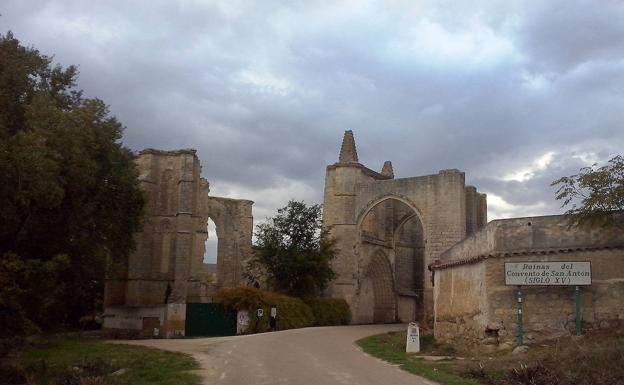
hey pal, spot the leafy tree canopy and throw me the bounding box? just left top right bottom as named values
left=247, top=200, right=336, bottom=298
left=552, top=155, right=624, bottom=229
left=0, top=31, right=145, bottom=334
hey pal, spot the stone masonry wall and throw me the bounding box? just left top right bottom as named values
left=433, top=214, right=624, bottom=353
left=103, top=149, right=253, bottom=337
left=323, top=131, right=487, bottom=324
left=433, top=261, right=489, bottom=352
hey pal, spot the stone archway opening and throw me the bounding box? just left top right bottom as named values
left=202, top=218, right=219, bottom=284
left=394, top=214, right=425, bottom=320
left=365, top=251, right=396, bottom=323
left=359, top=197, right=425, bottom=323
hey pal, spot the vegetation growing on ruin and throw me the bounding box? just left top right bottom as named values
left=304, top=298, right=352, bottom=326
left=0, top=32, right=145, bottom=338
left=246, top=200, right=337, bottom=297
left=218, top=287, right=314, bottom=331
left=1, top=336, right=200, bottom=385
left=552, top=154, right=624, bottom=228
left=217, top=287, right=351, bottom=332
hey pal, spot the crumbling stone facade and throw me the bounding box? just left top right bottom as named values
left=103, top=149, right=253, bottom=337
left=323, top=131, right=623, bottom=349
left=431, top=215, right=624, bottom=352
left=323, top=131, right=487, bottom=324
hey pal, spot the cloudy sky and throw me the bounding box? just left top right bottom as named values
left=3, top=1, right=624, bottom=260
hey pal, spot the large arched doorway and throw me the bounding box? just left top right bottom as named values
left=358, top=197, right=425, bottom=323
left=365, top=251, right=396, bottom=323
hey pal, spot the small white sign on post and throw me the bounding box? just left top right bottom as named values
left=257, top=308, right=264, bottom=317
left=238, top=310, right=250, bottom=326
left=505, top=261, right=592, bottom=286
left=406, top=323, right=420, bottom=353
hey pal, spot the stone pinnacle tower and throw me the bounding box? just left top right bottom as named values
left=381, top=161, right=394, bottom=178
left=338, top=130, right=359, bottom=163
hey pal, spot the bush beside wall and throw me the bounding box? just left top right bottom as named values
left=216, top=287, right=351, bottom=333
left=217, top=287, right=313, bottom=333
left=305, top=298, right=351, bottom=326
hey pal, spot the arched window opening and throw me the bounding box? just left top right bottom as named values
left=202, top=218, right=218, bottom=282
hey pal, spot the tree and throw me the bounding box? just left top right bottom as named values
left=0, top=32, right=145, bottom=334
left=552, top=155, right=624, bottom=229
left=247, top=200, right=337, bottom=298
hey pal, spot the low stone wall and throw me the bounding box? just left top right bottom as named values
left=102, top=305, right=165, bottom=338
left=432, top=261, right=489, bottom=352
left=102, top=303, right=189, bottom=338
left=434, top=250, right=624, bottom=352
left=432, top=215, right=624, bottom=353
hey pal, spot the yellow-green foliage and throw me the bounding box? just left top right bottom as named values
left=217, top=287, right=314, bottom=333
left=305, top=298, right=351, bottom=326
left=216, top=287, right=351, bottom=332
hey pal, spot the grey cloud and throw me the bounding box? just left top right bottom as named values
left=516, top=0, right=624, bottom=74
left=2, top=0, right=623, bottom=221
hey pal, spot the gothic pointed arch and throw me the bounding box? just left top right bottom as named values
left=365, top=250, right=396, bottom=323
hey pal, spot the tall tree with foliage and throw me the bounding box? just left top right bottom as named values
left=552, top=155, right=624, bottom=228
left=0, top=32, right=145, bottom=335
left=248, top=200, right=336, bottom=298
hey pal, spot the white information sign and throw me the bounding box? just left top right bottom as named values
left=505, top=261, right=591, bottom=286
left=238, top=311, right=250, bottom=326
left=405, top=323, right=420, bottom=353
left=257, top=308, right=264, bottom=317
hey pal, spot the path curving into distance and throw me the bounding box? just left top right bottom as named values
left=115, top=324, right=437, bottom=385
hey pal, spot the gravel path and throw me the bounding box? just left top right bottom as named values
left=114, top=324, right=437, bottom=385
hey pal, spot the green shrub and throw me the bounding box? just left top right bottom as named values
left=305, top=298, right=351, bottom=326
left=216, top=287, right=314, bottom=333
left=217, top=287, right=353, bottom=332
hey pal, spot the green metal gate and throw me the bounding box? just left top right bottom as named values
left=185, top=303, right=237, bottom=337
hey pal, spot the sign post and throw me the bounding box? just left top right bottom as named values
left=575, top=285, right=581, bottom=336
left=270, top=306, right=277, bottom=332
left=516, top=286, right=523, bottom=346
left=504, top=261, right=591, bottom=339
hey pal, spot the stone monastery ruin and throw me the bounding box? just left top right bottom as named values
left=104, top=131, right=624, bottom=351
left=104, top=149, right=253, bottom=337
left=322, top=130, right=487, bottom=324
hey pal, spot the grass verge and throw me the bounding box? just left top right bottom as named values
left=2, top=336, right=201, bottom=385
left=357, top=329, right=624, bottom=385
left=356, top=331, right=481, bottom=385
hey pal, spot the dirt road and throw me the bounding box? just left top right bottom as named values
left=116, top=324, right=436, bottom=385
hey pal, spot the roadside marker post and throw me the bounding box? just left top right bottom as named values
left=406, top=323, right=420, bottom=353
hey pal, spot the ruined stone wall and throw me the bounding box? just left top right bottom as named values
left=325, top=168, right=481, bottom=323
left=432, top=215, right=624, bottom=352
left=465, top=186, right=486, bottom=236
left=323, top=131, right=487, bottom=324
left=103, top=149, right=253, bottom=337
left=395, top=215, right=424, bottom=296
left=433, top=261, right=489, bottom=352
left=120, top=149, right=202, bottom=307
